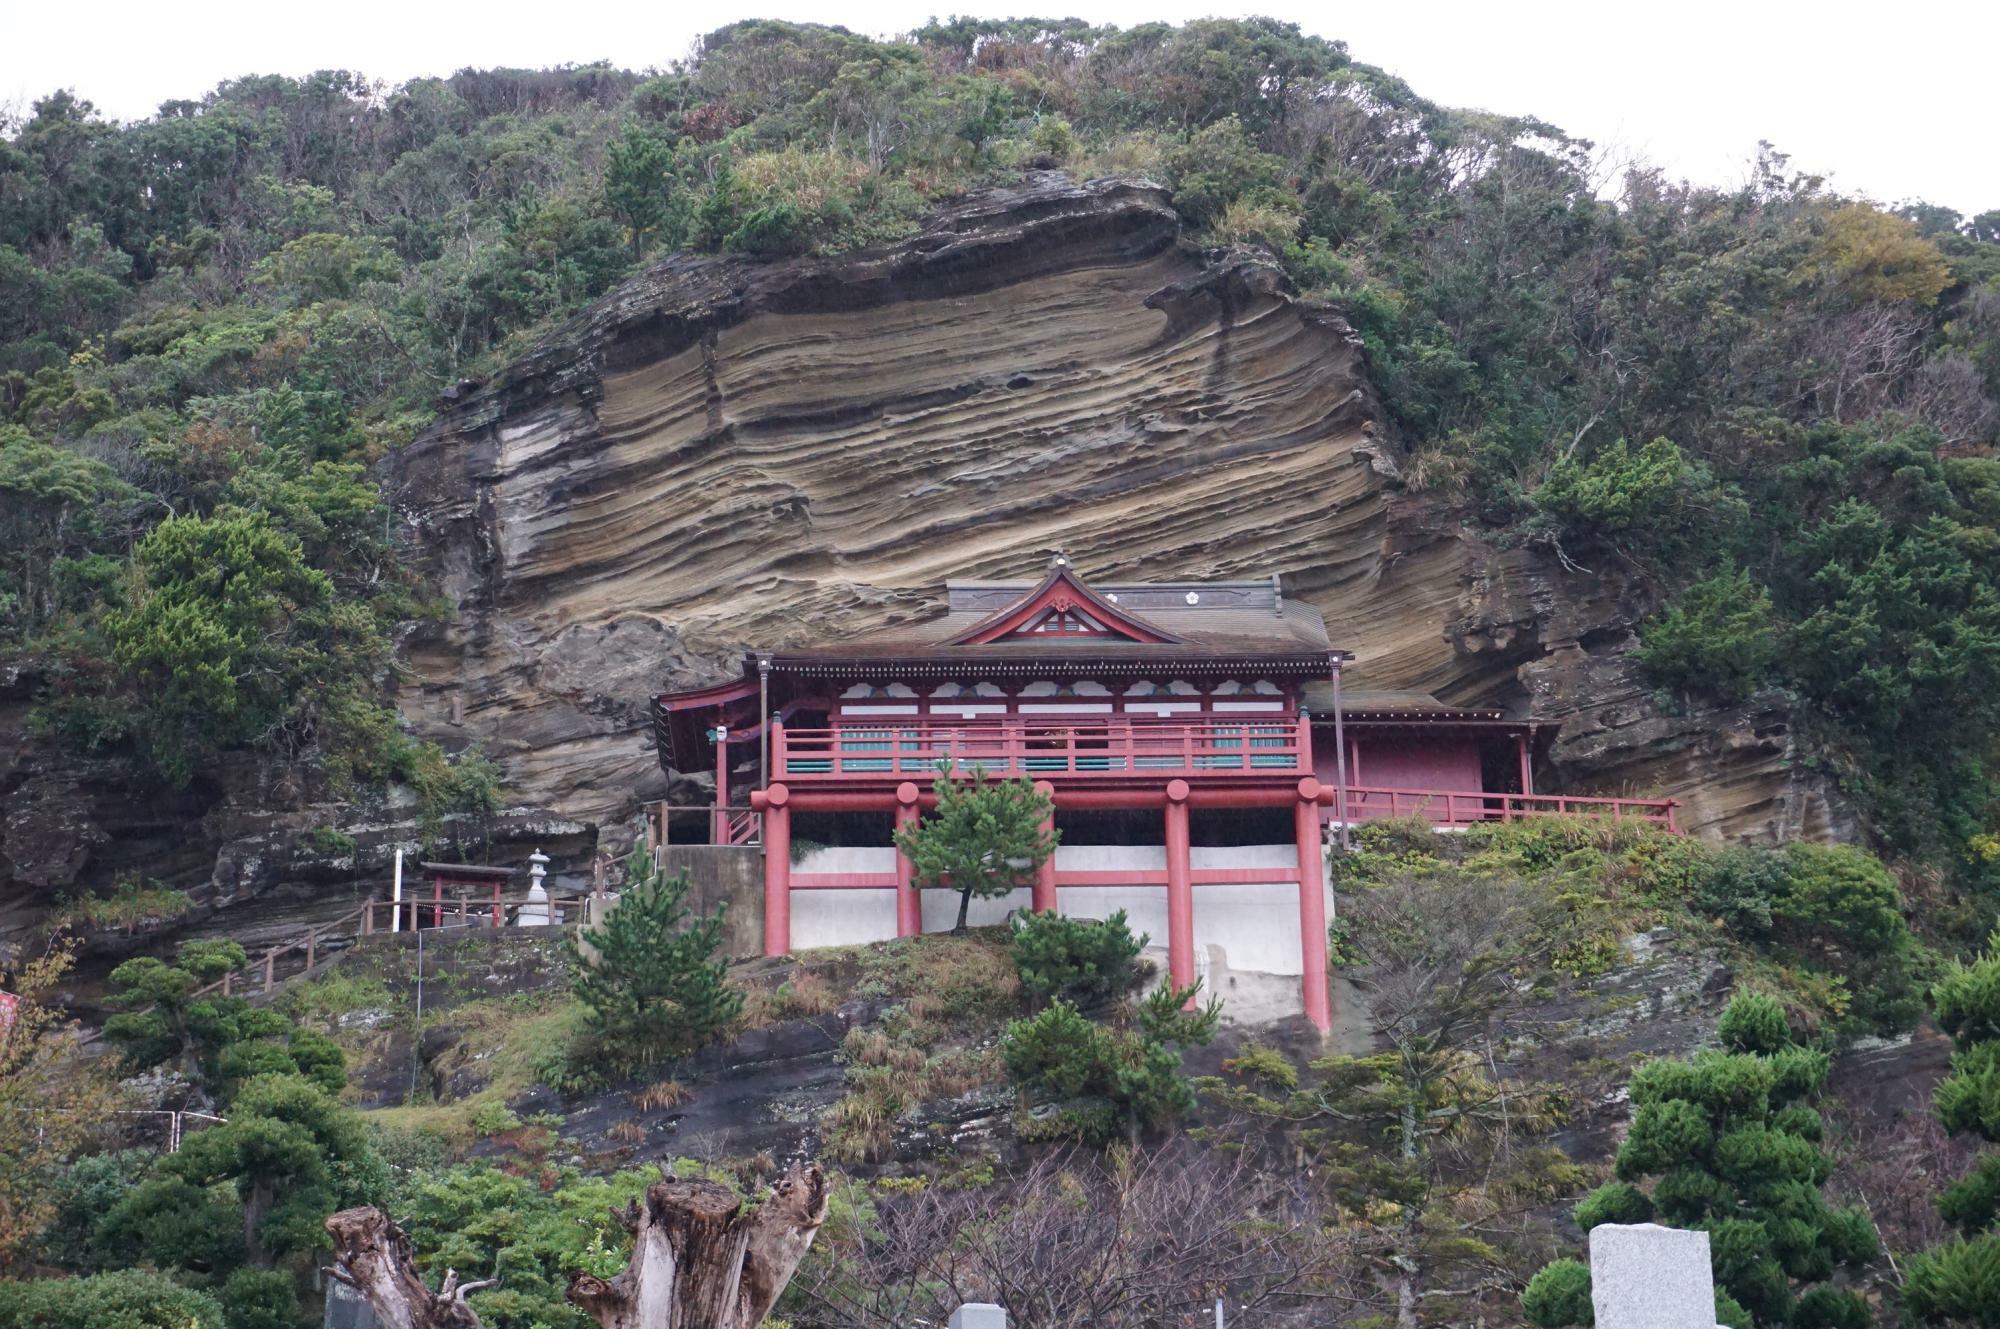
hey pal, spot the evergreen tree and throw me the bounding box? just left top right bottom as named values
left=1001, top=979, right=1219, bottom=1144
left=1905, top=935, right=2000, bottom=1327
left=602, top=120, right=683, bottom=260
left=1523, top=993, right=1876, bottom=1329
left=153, top=1073, right=383, bottom=1268
left=894, top=768, right=1057, bottom=933
left=564, top=842, right=743, bottom=1073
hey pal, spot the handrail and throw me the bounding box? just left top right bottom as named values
left=775, top=717, right=1311, bottom=781
left=188, top=892, right=597, bottom=1001
left=641, top=803, right=764, bottom=848
left=1340, top=784, right=1678, bottom=829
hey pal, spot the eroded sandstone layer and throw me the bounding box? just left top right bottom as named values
left=389, top=172, right=1846, bottom=844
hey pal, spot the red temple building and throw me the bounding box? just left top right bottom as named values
left=653, top=556, right=1676, bottom=1030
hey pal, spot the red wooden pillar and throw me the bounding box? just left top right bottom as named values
left=431, top=874, right=443, bottom=930
left=760, top=784, right=792, bottom=957
left=1032, top=779, right=1058, bottom=914
left=894, top=781, right=921, bottom=938
left=490, top=880, right=502, bottom=928
left=1164, top=778, right=1195, bottom=994
left=714, top=727, right=730, bottom=844
left=1295, top=777, right=1332, bottom=1033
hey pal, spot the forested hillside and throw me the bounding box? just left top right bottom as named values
left=6, top=18, right=2000, bottom=1329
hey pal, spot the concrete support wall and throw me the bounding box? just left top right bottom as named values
left=788, top=843, right=1324, bottom=986
left=656, top=844, right=765, bottom=958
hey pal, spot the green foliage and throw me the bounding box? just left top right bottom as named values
left=1595, top=995, right=1871, bottom=1324
left=383, top=1161, right=666, bottom=1329
left=1530, top=437, right=1737, bottom=566
left=1905, top=1232, right=2000, bottom=1329
left=562, top=841, right=742, bottom=1077
left=1000, top=982, right=1219, bottom=1143
left=0, top=1269, right=226, bottom=1329
left=218, top=1268, right=305, bottom=1329
left=38, top=1150, right=150, bottom=1271
left=1008, top=908, right=1145, bottom=1006
left=1718, top=993, right=1793, bottom=1055
left=1521, top=1257, right=1593, bottom=1328
left=102, top=940, right=343, bottom=1100
left=162, top=1073, right=385, bottom=1266
left=1637, top=566, right=1781, bottom=702
left=107, top=510, right=393, bottom=786
left=602, top=121, right=686, bottom=259
left=894, top=768, right=1057, bottom=933
left=1573, top=1180, right=1654, bottom=1231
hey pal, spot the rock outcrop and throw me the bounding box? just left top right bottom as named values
left=390, top=171, right=1843, bottom=844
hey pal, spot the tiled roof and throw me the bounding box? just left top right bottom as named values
left=769, top=577, right=1334, bottom=666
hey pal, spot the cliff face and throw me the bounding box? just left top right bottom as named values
left=388, top=171, right=1848, bottom=845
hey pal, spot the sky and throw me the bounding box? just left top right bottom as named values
left=3, top=0, right=1994, bottom=216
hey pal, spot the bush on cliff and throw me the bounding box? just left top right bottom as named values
left=1009, top=908, right=1146, bottom=1007
left=1525, top=993, right=1876, bottom=1328
left=562, top=842, right=742, bottom=1080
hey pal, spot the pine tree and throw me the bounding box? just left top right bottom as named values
left=894, top=768, right=1057, bottom=932
left=1523, top=993, right=1876, bottom=1329
left=1905, top=935, right=2000, bottom=1327
left=565, top=842, right=743, bottom=1073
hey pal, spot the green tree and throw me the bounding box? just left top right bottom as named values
left=894, top=768, right=1057, bottom=933
left=1523, top=993, right=1875, bottom=1328
left=1001, top=980, right=1219, bottom=1143
left=107, top=510, right=393, bottom=786
left=1637, top=566, right=1781, bottom=703
left=1927, top=935, right=2000, bottom=1235
left=158, top=1073, right=383, bottom=1267
left=0, top=424, right=139, bottom=630
left=563, top=842, right=743, bottom=1075
left=102, top=939, right=250, bottom=1075
left=602, top=121, right=683, bottom=260
left=0, top=1269, right=226, bottom=1329
left=1009, top=908, right=1145, bottom=1007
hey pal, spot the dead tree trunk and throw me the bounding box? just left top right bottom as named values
left=325, top=1207, right=493, bottom=1329
left=323, top=1164, right=827, bottom=1329
left=568, top=1163, right=829, bottom=1329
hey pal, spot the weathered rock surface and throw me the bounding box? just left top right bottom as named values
left=390, top=170, right=1844, bottom=844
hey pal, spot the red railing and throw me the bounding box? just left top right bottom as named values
left=775, top=717, right=1310, bottom=781
left=1341, top=785, right=1678, bottom=829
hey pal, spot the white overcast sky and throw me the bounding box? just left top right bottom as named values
left=3, top=0, right=1994, bottom=216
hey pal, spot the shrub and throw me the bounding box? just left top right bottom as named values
left=0, top=1269, right=226, bottom=1329
left=1903, top=1233, right=2000, bottom=1329
left=218, top=1268, right=303, bottom=1329
left=1636, top=566, right=1781, bottom=702
left=1520, top=1257, right=1593, bottom=1327
left=1001, top=982, right=1219, bottom=1143
left=563, top=843, right=742, bottom=1077
left=1529, top=993, right=1871, bottom=1327
left=1010, top=909, right=1145, bottom=1006
left=1718, top=992, right=1792, bottom=1055
left=1573, top=1180, right=1653, bottom=1231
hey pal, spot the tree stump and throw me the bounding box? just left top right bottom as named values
left=569, top=1162, right=830, bottom=1329
left=323, top=1163, right=828, bottom=1329
left=324, top=1207, right=492, bottom=1329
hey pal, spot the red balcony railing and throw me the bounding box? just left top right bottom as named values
left=1342, top=785, right=1678, bottom=829
left=775, top=718, right=1310, bottom=781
